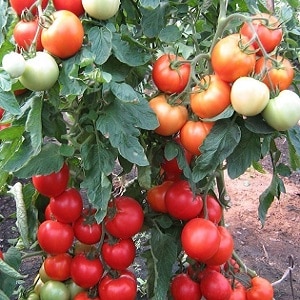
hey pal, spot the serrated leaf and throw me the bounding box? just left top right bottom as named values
left=0, top=70, right=12, bottom=91
left=0, top=90, right=21, bottom=115
left=202, top=105, right=234, bottom=122
left=244, top=115, right=275, bottom=135
left=140, top=0, right=160, bottom=9
left=137, top=165, right=152, bottom=189
left=110, top=82, right=139, bottom=103
left=159, top=25, right=181, bottom=43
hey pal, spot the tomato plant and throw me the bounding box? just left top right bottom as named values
left=246, top=276, right=274, bottom=300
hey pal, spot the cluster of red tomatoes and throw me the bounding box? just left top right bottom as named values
left=29, top=162, right=143, bottom=300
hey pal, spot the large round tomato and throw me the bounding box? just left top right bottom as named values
left=254, top=56, right=294, bottom=91
left=9, top=0, right=48, bottom=15
left=230, top=77, right=270, bottom=116
left=82, top=0, right=120, bottom=20
left=37, top=220, right=74, bottom=255
left=190, top=75, right=231, bottom=119
left=19, top=51, right=59, bottom=91
left=53, top=0, right=85, bottom=16
left=50, top=188, right=83, bottom=223
left=211, top=34, right=256, bottom=83
left=101, top=238, right=136, bottom=270
left=13, top=17, right=43, bottom=51
left=205, top=226, right=234, bottom=266
left=149, top=94, right=188, bottom=136
left=2, top=52, right=25, bottom=78
left=71, top=253, right=104, bottom=289
left=262, top=90, right=300, bottom=131
left=200, top=270, right=232, bottom=300
left=146, top=181, right=173, bottom=213
left=44, top=253, right=72, bottom=281
left=180, top=120, right=214, bottom=155
left=181, top=218, right=220, bottom=262
left=199, top=194, right=222, bottom=224
left=41, top=10, right=84, bottom=59
left=152, top=54, right=191, bottom=94
left=165, top=180, right=203, bottom=220
left=98, top=270, right=137, bottom=300
left=246, top=276, right=274, bottom=300
left=40, top=280, right=70, bottom=300
left=240, top=13, right=283, bottom=55
left=170, top=273, right=202, bottom=300
left=32, top=163, right=69, bottom=198
left=105, top=196, right=144, bottom=239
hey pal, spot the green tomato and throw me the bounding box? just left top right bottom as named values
left=2, top=52, right=26, bottom=78
left=230, top=77, right=270, bottom=116
left=262, top=90, right=300, bottom=131
left=82, top=0, right=120, bottom=20
left=34, top=278, right=44, bottom=295
left=19, top=52, right=59, bottom=91
left=66, top=279, right=85, bottom=299
left=39, top=262, right=52, bottom=283
left=40, top=280, right=70, bottom=300
left=27, top=292, right=40, bottom=300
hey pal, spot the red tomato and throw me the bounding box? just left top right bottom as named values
left=44, top=204, right=56, bottom=221
left=50, top=188, right=83, bottom=223
left=53, top=0, right=85, bottom=16
left=74, top=291, right=101, bottom=300
left=71, top=253, right=104, bottom=289
left=211, top=34, right=256, bottom=83
left=240, top=13, right=283, bottom=55
left=0, top=108, right=4, bottom=120
left=246, top=276, right=274, bottom=300
left=9, top=0, right=48, bottom=15
left=190, top=75, right=231, bottom=119
left=41, top=10, right=84, bottom=59
left=165, top=180, right=203, bottom=220
left=229, top=281, right=246, bottom=300
left=181, top=218, right=220, bottom=262
left=149, top=94, right=188, bottom=136
left=152, top=54, right=191, bottom=94
left=170, top=273, right=202, bottom=300
left=105, top=196, right=144, bottom=239
left=44, top=253, right=72, bottom=281
left=199, top=194, right=222, bottom=224
left=146, top=181, right=173, bottom=213
left=101, top=238, right=136, bottom=270
left=0, top=250, right=4, bottom=260
left=98, top=270, right=137, bottom=300
left=37, top=220, right=74, bottom=255
left=200, top=270, right=232, bottom=300
left=205, top=226, right=234, bottom=266
left=32, top=163, right=70, bottom=198
left=254, top=56, right=294, bottom=91
left=180, top=120, right=214, bottom=155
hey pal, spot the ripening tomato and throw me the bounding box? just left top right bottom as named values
left=44, top=253, right=72, bottom=281
left=199, top=194, right=222, bottom=224
left=254, top=56, right=294, bottom=91
left=32, top=163, right=70, bottom=198
left=40, top=280, right=70, bottom=300
left=149, top=94, right=188, bottom=136
left=180, top=120, right=214, bottom=155
left=246, top=276, right=274, bottom=300
left=190, top=75, right=231, bottom=119
left=9, top=0, right=49, bottom=15
left=13, top=17, right=43, bottom=51
left=240, top=13, right=283, bottom=55
left=41, top=10, right=84, bottom=59
left=165, top=180, right=203, bottom=220
left=181, top=218, right=221, bottom=262
left=2, top=52, right=25, bottom=78
left=152, top=54, right=191, bottom=94
left=82, top=0, right=120, bottom=20
left=67, top=280, right=86, bottom=299
left=53, top=0, right=85, bottom=16
left=211, top=34, right=256, bottom=83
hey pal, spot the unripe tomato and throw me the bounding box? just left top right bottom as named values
left=82, top=0, right=120, bottom=20
left=2, top=52, right=26, bottom=78
left=40, top=280, right=70, bottom=300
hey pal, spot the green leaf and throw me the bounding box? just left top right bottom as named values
left=110, top=82, right=139, bottom=103
left=0, top=290, right=10, bottom=300
left=159, top=25, right=181, bottom=43
left=192, top=120, right=241, bottom=182
left=140, top=0, right=160, bottom=9
left=0, top=90, right=21, bottom=115
left=287, top=126, right=300, bottom=170
left=137, top=165, right=152, bottom=189
left=244, top=115, right=275, bottom=135
left=202, top=105, right=234, bottom=122
left=0, top=0, right=8, bottom=45
left=0, top=70, right=12, bottom=91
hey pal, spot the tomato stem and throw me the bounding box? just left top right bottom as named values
left=232, top=250, right=257, bottom=278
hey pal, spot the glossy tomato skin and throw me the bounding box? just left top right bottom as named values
left=41, top=10, right=84, bottom=59
left=37, top=220, right=74, bottom=255
left=39, top=280, right=70, bottom=300
left=98, top=269, right=137, bottom=300
left=211, top=34, right=256, bottom=83
left=152, top=54, right=191, bottom=94
left=82, top=0, right=120, bottom=20
left=13, top=18, right=43, bottom=51
left=9, top=0, right=48, bottom=15
left=146, top=181, right=173, bottom=213
left=255, top=56, right=294, bottom=91
left=149, top=94, right=188, bottom=136
left=53, top=0, right=85, bottom=16
left=32, top=163, right=69, bottom=198
left=165, top=180, right=203, bottom=220
left=240, top=13, right=282, bottom=55
left=71, top=253, right=104, bottom=289
left=50, top=188, right=83, bottom=223
left=200, top=270, right=232, bottom=300
left=190, top=75, right=231, bottom=119
left=199, top=194, right=222, bottom=224
left=102, top=238, right=136, bottom=270
left=246, top=276, right=274, bottom=300
left=105, top=196, right=144, bottom=239
left=180, top=120, right=214, bottom=155
left=170, top=273, right=202, bottom=300
left=44, top=253, right=72, bottom=281
left=181, top=218, right=220, bottom=262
